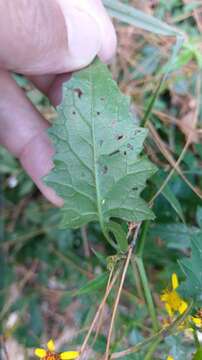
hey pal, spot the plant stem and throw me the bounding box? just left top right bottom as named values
left=144, top=338, right=161, bottom=360
left=80, top=268, right=120, bottom=355
left=135, top=256, right=159, bottom=332
left=133, top=220, right=159, bottom=332
left=110, top=301, right=193, bottom=359
left=105, top=245, right=134, bottom=360
left=135, top=221, right=150, bottom=257
left=141, top=76, right=165, bottom=128
left=131, top=257, right=144, bottom=300
left=193, top=329, right=200, bottom=349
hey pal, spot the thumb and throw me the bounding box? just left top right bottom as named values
left=0, top=0, right=116, bottom=75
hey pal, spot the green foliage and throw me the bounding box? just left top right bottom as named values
left=104, top=0, right=181, bottom=36
left=152, top=172, right=185, bottom=222
left=149, top=223, right=200, bottom=250
left=71, top=273, right=108, bottom=297
left=1, top=1, right=202, bottom=359
left=193, top=347, right=202, bottom=360
left=46, top=59, right=156, bottom=233
left=180, top=233, right=202, bottom=304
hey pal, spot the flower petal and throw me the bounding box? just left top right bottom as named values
left=60, top=351, right=79, bottom=359
left=171, top=273, right=179, bottom=290
left=160, top=292, right=169, bottom=302
left=47, top=339, right=55, bottom=352
left=192, top=316, right=202, bottom=327
left=35, top=348, right=47, bottom=358
left=165, top=303, right=173, bottom=317
left=167, top=356, right=174, bottom=360
left=179, top=301, right=188, bottom=314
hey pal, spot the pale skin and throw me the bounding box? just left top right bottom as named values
left=0, top=0, right=117, bottom=206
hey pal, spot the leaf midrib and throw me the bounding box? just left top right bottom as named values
left=90, top=66, right=105, bottom=231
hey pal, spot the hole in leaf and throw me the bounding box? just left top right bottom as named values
left=123, top=151, right=127, bottom=156
left=117, top=135, right=124, bottom=141
left=102, top=165, right=108, bottom=175
left=109, top=150, right=120, bottom=157
left=74, top=88, right=83, bottom=98
left=133, top=187, right=138, bottom=191
left=72, top=111, right=76, bottom=115
left=97, top=111, right=101, bottom=116
left=100, top=97, right=105, bottom=101
left=127, top=143, right=134, bottom=150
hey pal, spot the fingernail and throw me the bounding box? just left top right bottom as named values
left=57, top=1, right=101, bottom=71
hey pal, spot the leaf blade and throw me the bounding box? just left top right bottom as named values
left=179, top=233, right=202, bottom=303
left=45, top=59, right=156, bottom=232
left=103, top=0, right=181, bottom=37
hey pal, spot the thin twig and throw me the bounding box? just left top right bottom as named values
left=104, top=246, right=133, bottom=360
left=149, top=134, right=191, bottom=205
left=92, top=271, right=114, bottom=346
left=148, top=122, right=202, bottom=200
left=79, top=268, right=120, bottom=357
left=104, top=225, right=141, bottom=360
left=0, top=336, right=10, bottom=360
left=149, top=72, right=201, bottom=204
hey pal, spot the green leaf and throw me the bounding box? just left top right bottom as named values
left=197, top=207, right=202, bottom=229
left=91, top=248, right=107, bottom=266
left=193, top=347, right=202, bottom=360
left=152, top=173, right=185, bottom=223
left=103, top=0, right=180, bottom=37
left=108, top=221, right=128, bottom=252
left=73, top=273, right=108, bottom=297
left=149, top=223, right=199, bottom=250
left=45, top=59, right=156, bottom=232
left=179, top=233, right=202, bottom=303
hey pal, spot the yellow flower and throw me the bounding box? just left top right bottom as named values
left=35, top=339, right=79, bottom=360
left=160, top=273, right=188, bottom=317
left=191, top=314, right=202, bottom=328
left=167, top=356, right=174, bottom=360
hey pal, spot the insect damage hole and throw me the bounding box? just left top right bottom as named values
left=116, top=134, right=124, bottom=141
left=127, top=143, right=134, bottom=150
left=74, top=88, right=83, bottom=98
left=102, top=165, right=108, bottom=175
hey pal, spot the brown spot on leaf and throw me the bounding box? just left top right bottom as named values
left=74, top=88, right=83, bottom=98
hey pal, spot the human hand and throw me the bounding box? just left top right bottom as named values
left=0, top=0, right=116, bottom=206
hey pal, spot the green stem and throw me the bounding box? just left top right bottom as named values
left=111, top=301, right=193, bottom=359
left=144, top=338, right=161, bottom=360
left=135, top=256, right=159, bottom=332
left=131, top=257, right=144, bottom=300
left=132, top=220, right=158, bottom=332
left=141, top=75, right=165, bottom=128
left=135, top=221, right=150, bottom=257
left=193, top=329, right=200, bottom=349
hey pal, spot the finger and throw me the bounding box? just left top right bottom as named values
left=28, top=75, right=56, bottom=96
left=28, top=73, right=71, bottom=107
left=0, top=0, right=116, bottom=75
left=58, top=0, right=117, bottom=63
left=0, top=70, right=63, bottom=206
left=66, top=0, right=117, bottom=62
